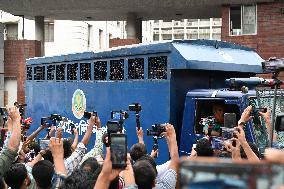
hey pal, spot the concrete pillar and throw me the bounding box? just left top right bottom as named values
left=35, top=16, right=45, bottom=56
left=0, top=23, right=4, bottom=107
left=126, top=13, right=142, bottom=42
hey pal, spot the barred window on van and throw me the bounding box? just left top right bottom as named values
left=128, top=58, right=144, bottom=80
left=148, top=56, right=167, bottom=79
left=110, top=59, right=124, bottom=80
left=34, top=66, right=45, bottom=80
left=47, top=65, right=55, bottom=80
left=67, top=63, right=78, bottom=81
left=56, top=64, right=66, bottom=80
left=27, top=66, right=33, bottom=80
left=80, top=63, right=91, bottom=80
left=94, top=61, right=107, bottom=80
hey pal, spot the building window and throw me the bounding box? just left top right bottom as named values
left=5, top=23, right=18, bottom=40
left=230, top=5, right=256, bottom=35
left=45, top=21, right=54, bottom=42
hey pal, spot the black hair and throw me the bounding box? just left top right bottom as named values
left=4, top=163, right=28, bottom=189
left=59, top=169, right=97, bottom=189
left=137, top=154, right=157, bottom=175
left=32, top=160, right=54, bottom=189
left=80, top=157, right=100, bottom=173
left=42, top=150, right=54, bottom=164
left=129, top=143, right=147, bottom=161
left=133, top=160, right=157, bottom=189
left=196, top=138, right=214, bottom=157
left=63, top=139, right=73, bottom=158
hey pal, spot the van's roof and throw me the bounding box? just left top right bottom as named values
left=27, top=39, right=263, bottom=73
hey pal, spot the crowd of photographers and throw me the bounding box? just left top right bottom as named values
left=0, top=103, right=283, bottom=189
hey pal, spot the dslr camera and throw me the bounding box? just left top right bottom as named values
left=41, top=114, right=63, bottom=127
left=146, top=124, right=166, bottom=137
left=83, top=111, right=97, bottom=119
left=0, top=107, right=8, bottom=122
left=129, top=103, right=142, bottom=112
left=14, top=102, right=27, bottom=116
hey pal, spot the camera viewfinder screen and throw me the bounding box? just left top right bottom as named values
left=112, top=112, right=121, bottom=120
left=110, top=136, right=127, bottom=166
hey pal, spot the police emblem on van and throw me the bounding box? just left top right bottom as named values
left=72, top=89, right=86, bottom=119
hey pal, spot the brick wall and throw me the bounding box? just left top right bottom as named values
left=109, top=38, right=140, bottom=48
left=4, top=40, right=41, bottom=103
left=221, top=2, right=284, bottom=81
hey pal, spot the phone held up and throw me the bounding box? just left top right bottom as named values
left=110, top=133, right=127, bottom=169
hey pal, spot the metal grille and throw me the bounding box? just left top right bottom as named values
left=148, top=56, right=167, bottom=79
left=110, top=59, right=124, bottom=80
left=34, top=66, right=45, bottom=80
left=56, top=64, right=66, bottom=80
left=94, top=61, right=107, bottom=80
left=128, top=58, right=144, bottom=79
left=27, top=66, right=32, bottom=80
left=249, top=88, right=284, bottom=149
left=47, top=65, right=55, bottom=80
left=80, top=63, right=91, bottom=80
left=67, top=63, right=78, bottom=81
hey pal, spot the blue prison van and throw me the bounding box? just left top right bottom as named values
left=26, top=40, right=264, bottom=163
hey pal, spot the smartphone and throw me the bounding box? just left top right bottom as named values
left=224, top=113, right=236, bottom=128
left=39, top=139, right=50, bottom=150
left=110, top=133, right=127, bottom=169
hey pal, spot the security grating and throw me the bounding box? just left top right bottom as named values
left=94, top=61, right=107, bottom=80
left=67, top=63, right=78, bottom=81
left=80, top=63, right=91, bottom=80
left=128, top=58, right=144, bottom=80
left=47, top=65, right=55, bottom=80
left=56, top=64, right=66, bottom=80
left=148, top=56, right=167, bottom=79
left=110, top=59, right=124, bottom=80
left=27, top=66, right=32, bottom=80
left=249, top=88, right=284, bottom=150
left=34, top=66, right=45, bottom=80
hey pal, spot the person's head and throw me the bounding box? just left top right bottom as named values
left=212, top=104, right=225, bottom=123
left=59, top=169, right=97, bottom=189
left=4, top=163, right=30, bottom=189
left=63, top=139, right=73, bottom=158
left=137, top=154, right=158, bottom=175
left=196, top=138, right=214, bottom=157
left=42, top=150, right=54, bottom=164
left=80, top=157, right=100, bottom=172
left=130, top=143, right=147, bottom=161
left=133, top=160, right=157, bottom=189
left=32, top=160, right=54, bottom=189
